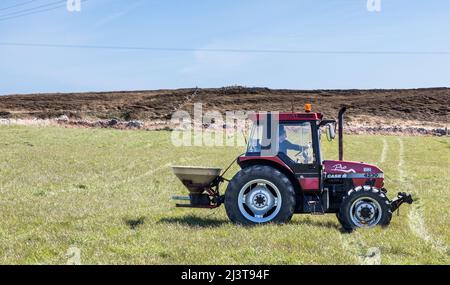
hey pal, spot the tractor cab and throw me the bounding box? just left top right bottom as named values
left=239, top=106, right=332, bottom=192
left=246, top=117, right=317, bottom=164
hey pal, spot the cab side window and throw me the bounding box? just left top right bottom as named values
left=280, top=123, right=314, bottom=164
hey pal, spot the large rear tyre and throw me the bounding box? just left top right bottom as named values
left=225, top=165, right=296, bottom=225
left=338, top=186, right=392, bottom=231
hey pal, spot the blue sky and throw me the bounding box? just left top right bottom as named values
left=0, top=0, right=449, bottom=95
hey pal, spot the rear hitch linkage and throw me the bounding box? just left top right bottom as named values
left=390, top=192, right=414, bottom=213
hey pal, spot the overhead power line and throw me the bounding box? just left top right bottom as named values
left=0, top=0, right=88, bottom=22
left=0, top=0, right=39, bottom=12
left=0, top=42, right=449, bottom=55
left=0, top=0, right=66, bottom=18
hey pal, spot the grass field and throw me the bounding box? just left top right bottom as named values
left=0, top=125, right=448, bottom=264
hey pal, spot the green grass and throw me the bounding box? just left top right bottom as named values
left=0, top=125, right=448, bottom=264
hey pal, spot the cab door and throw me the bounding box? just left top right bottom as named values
left=276, top=121, right=321, bottom=191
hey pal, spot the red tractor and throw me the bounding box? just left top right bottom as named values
left=172, top=106, right=413, bottom=231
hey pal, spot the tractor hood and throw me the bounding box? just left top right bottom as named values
left=323, top=160, right=383, bottom=177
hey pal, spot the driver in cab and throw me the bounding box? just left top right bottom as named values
left=278, top=126, right=309, bottom=161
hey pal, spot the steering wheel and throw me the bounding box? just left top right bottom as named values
left=294, top=144, right=312, bottom=163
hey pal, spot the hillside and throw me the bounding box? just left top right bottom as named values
left=0, top=87, right=448, bottom=129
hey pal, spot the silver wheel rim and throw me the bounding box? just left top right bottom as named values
left=349, top=197, right=382, bottom=228
left=238, top=179, right=282, bottom=223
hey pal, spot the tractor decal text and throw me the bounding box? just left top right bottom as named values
left=326, top=173, right=383, bottom=179
left=330, top=164, right=357, bottom=173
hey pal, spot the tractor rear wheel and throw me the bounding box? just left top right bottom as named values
left=225, top=165, right=296, bottom=225
left=338, top=186, right=392, bottom=231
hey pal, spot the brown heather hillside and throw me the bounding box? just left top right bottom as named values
left=0, top=87, right=448, bottom=126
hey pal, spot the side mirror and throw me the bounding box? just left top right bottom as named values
left=327, top=123, right=336, bottom=140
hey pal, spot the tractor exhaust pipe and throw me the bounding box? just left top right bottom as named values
left=338, top=107, right=347, bottom=161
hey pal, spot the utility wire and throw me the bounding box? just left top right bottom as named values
left=0, top=5, right=64, bottom=21
left=0, top=0, right=88, bottom=21
left=0, top=0, right=39, bottom=12
left=0, top=42, right=449, bottom=55
left=0, top=0, right=66, bottom=18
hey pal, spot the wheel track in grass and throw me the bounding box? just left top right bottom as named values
left=339, top=231, right=381, bottom=265
left=4, top=152, right=228, bottom=248
left=338, top=137, right=390, bottom=265
left=3, top=154, right=202, bottom=243
left=107, top=150, right=232, bottom=188
left=399, top=138, right=449, bottom=255
left=0, top=130, right=172, bottom=190
left=109, top=130, right=245, bottom=187
left=380, top=138, right=388, bottom=163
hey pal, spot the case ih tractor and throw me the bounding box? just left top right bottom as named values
left=172, top=106, right=413, bottom=231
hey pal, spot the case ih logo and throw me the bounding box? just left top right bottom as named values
left=331, top=164, right=356, bottom=173
left=326, top=173, right=348, bottom=179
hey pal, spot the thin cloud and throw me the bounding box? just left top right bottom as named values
left=94, top=0, right=145, bottom=27
left=180, top=40, right=256, bottom=75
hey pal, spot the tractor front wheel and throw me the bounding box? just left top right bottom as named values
left=338, top=186, right=392, bottom=231
left=225, top=165, right=295, bottom=225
